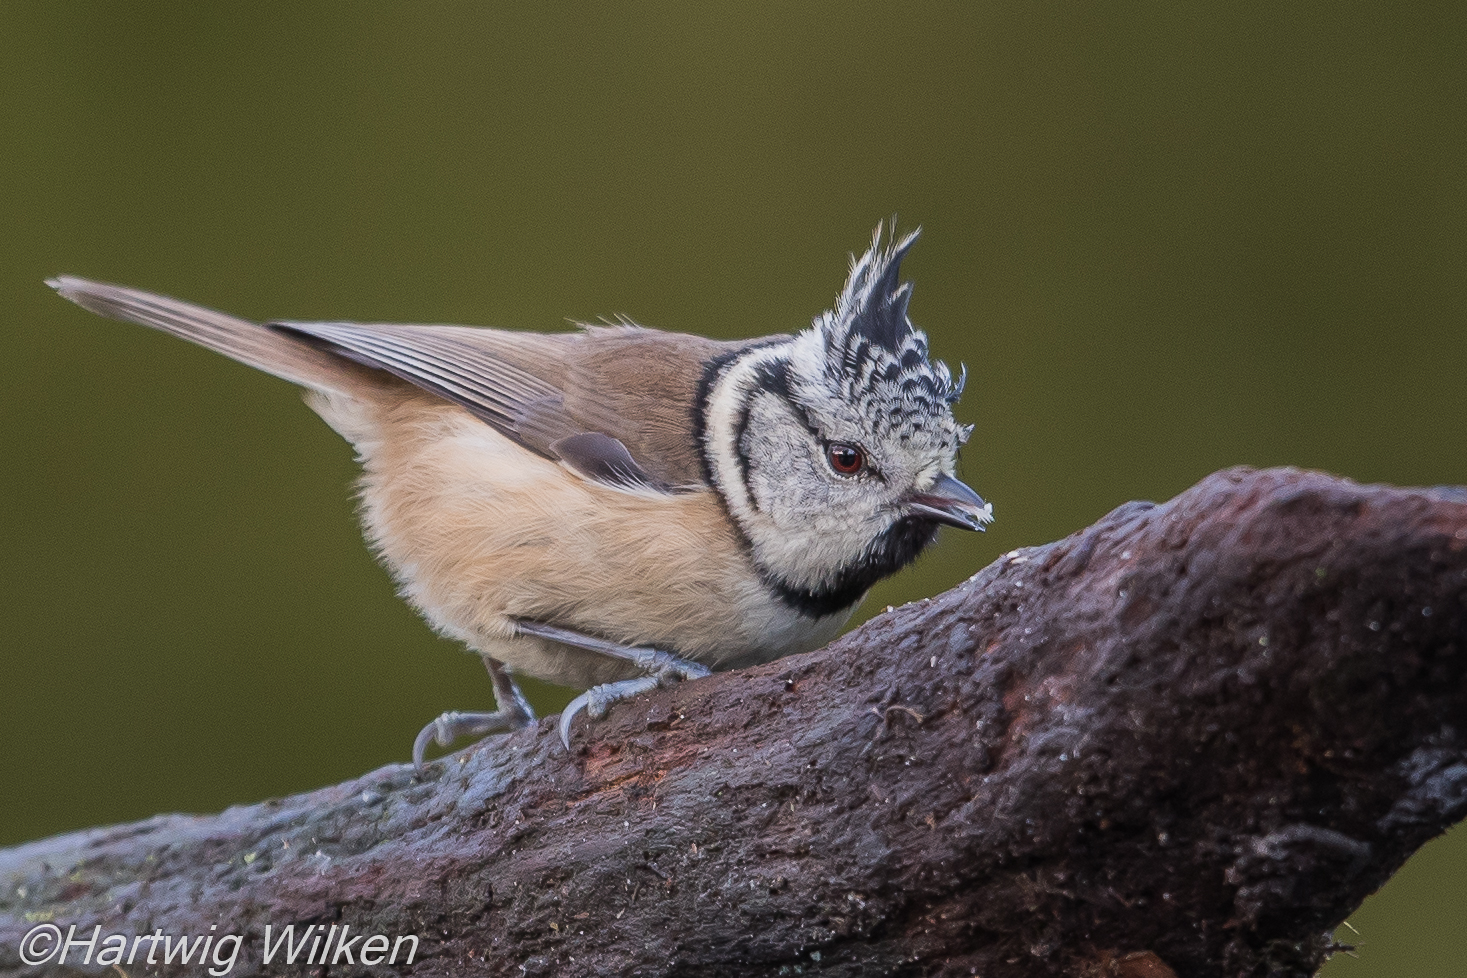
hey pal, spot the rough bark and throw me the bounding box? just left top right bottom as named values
left=2, top=467, right=1466, bottom=978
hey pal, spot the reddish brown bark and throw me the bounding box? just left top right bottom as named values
left=2, top=467, right=1465, bottom=977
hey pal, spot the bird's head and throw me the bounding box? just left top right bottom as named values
left=702, top=224, right=992, bottom=617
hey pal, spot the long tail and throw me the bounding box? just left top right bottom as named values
left=47, top=276, right=371, bottom=397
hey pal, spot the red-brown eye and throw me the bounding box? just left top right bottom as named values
left=827, top=443, right=865, bottom=475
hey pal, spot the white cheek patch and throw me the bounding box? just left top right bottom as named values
left=703, top=343, right=793, bottom=523
left=742, top=392, right=821, bottom=518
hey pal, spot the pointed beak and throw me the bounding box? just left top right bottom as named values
left=903, top=474, right=994, bottom=532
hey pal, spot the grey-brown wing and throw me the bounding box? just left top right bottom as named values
left=269, top=320, right=740, bottom=492
left=271, top=321, right=562, bottom=437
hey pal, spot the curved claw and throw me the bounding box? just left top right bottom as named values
left=413, top=718, right=446, bottom=772
left=559, top=690, right=595, bottom=750
left=412, top=708, right=530, bottom=773
left=558, top=674, right=665, bottom=750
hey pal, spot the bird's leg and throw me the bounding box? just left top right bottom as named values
left=412, top=656, right=536, bottom=771
left=510, top=619, right=711, bottom=749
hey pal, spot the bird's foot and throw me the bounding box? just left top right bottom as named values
left=413, top=655, right=536, bottom=772
left=510, top=618, right=712, bottom=750
left=558, top=657, right=710, bottom=749
left=412, top=705, right=535, bottom=772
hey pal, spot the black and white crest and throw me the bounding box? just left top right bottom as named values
left=792, top=224, right=972, bottom=453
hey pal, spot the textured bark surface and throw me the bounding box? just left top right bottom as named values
left=3, top=467, right=1466, bottom=978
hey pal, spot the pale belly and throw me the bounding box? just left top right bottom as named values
left=313, top=391, right=853, bottom=688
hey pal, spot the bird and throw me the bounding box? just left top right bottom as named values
left=47, top=224, right=993, bottom=769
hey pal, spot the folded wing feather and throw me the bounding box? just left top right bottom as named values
left=272, top=320, right=677, bottom=494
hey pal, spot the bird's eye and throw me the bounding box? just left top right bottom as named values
left=826, top=443, right=865, bottom=476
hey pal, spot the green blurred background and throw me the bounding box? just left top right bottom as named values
left=0, top=3, right=1462, bottom=972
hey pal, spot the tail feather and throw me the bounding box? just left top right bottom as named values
left=47, top=276, right=371, bottom=396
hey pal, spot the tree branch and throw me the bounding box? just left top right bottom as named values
left=3, top=467, right=1466, bottom=977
